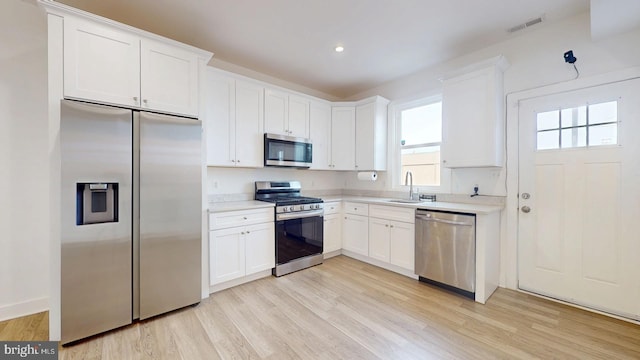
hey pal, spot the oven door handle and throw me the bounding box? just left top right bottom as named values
left=276, top=209, right=324, bottom=221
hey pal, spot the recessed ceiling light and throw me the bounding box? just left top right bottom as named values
left=334, top=45, right=344, bottom=53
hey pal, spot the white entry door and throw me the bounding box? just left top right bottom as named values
left=518, top=79, right=640, bottom=320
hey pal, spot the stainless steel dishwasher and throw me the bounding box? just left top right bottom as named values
left=415, top=210, right=476, bottom=299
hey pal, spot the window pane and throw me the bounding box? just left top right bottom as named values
left=589, top=101, right=617, bottom=125
left=537, top=130, right=559, bottom=150
left=400, top=145, right=440, bottom=186
left=589, top=123, right=617, bottom=146
left=537, top=110, right=559, bottom=131
left=401, top=102, right=441, bottom=146
left=561, top=127, right=586, bottom=148
left=561, top=106, right=586, bottom=128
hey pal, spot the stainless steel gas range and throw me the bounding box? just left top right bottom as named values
left=255, top=181, right=324, bottom=276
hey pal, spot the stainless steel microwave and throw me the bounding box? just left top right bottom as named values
left=264, top=133, right=312, bottom=168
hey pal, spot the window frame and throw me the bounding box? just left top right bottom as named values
left=388, top=93, right=451, bottom=193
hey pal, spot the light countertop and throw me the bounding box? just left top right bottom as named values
left=209, top=196, right=502, bottom=215
left=208, top=200, right=274, bottom=213
left=321, top=196, right=502, bottom=214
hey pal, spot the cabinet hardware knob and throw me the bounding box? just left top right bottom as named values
left=231, top=160, right=236, bottom=163
left=237, top=160, right=240, bottom=163
left=385, top=224, right=389, bottom=227
left=246, top=231, right=250, bottom=234
left=241, top=232, right=245, bottom=235
left=390, top=225, right=394, bottom=228
left=133, top=96, right=138, bottom=102
left=521, top=206, right=531, bottom=213
left=143, top=99, right=148, bottom=104
left=243, top=217, right=247, bottom=220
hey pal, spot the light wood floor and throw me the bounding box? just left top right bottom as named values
left=2, top=255, right=639, bottom=359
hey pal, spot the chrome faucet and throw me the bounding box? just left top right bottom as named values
left=405, top=171, right=414, bottom=200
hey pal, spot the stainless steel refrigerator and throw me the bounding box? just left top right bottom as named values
left=60, top=100, right=201, bottom=344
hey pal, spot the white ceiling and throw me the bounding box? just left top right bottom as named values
left=54, top=0, right=590, bottom=98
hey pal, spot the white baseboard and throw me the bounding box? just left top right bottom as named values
left=0, top=297, right=49, bottom=322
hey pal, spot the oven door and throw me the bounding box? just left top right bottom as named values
left=275, top=212, right=323, bottom=265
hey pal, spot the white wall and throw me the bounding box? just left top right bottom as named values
left=0, top=1, right=49, bottom=321
left=207, top=167, right=346, bottom=196
left=347, top=11, right=640, bottom=288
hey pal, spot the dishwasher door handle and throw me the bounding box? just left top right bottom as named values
left=415, top=215, right=473, bottom=226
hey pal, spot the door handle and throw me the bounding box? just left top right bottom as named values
left=521, top=206, right=531, bottom=213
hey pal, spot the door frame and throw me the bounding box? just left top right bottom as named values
left=503, top=66, right=640, bottom=291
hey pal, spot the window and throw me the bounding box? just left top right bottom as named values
left=536, top=100, right=618, bottom=150
left=391, top=96, right=448, bottom=191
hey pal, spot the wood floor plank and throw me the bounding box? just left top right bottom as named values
left=2, top=255, right=639, bottom=359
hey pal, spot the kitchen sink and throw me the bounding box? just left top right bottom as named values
left=386, top=199, right=424, bottom=203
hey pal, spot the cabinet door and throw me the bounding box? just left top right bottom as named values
left=264, top=89, right=288, bottom=135
left=355, top=102, right=375, bottom=170
left=245, top=222, right=275, bottom=275
left=441, top=66, right=502, bottom=167
left=389, top=220, right=415, bottom=271
left=210, top=228, right=245, bottom=285
left=63, top=16, right=140, bottom=107
left=288, top=95, right=310, bottom=138
left=140, top=39, right=199, bottom=117
left=331, top=107, right=356, bottom=170
left=368, top=218, right=390, bottom=262
left=323, top=213, right=342, bottom=253
left=342, top=214, right=368, bottom=256
left=235, top=80, right=265, bottom=167
left=309, top=101, right=332, bottom=170
left=204, top=71, right=235, bottom=166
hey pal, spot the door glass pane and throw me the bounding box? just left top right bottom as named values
left=537, top=110, right=559, bottom=131
left=589, top=123, right=617, bottom=146
left=401, top=102, right=442, bottom=146
left=537, top=130, right=559, bottom=150
left=401, top=145, right=440, bottom=186
left=589, top=101, right=617, bottom=125
left=561, top=127, right=586, bottom=148
left=561, top=106, right=586, bottom=128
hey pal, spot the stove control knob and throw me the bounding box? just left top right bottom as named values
left=289, top=206, right=294, bottom=212
left=299, top=205, right=306, bottom=211
left=281, top=207, right=288, bottom=212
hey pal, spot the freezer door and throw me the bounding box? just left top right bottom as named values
left=138, top=111, right=202, bottom=319
left=60, top=100, right=133, bottom=344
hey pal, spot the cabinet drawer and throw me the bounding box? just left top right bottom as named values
left=369, top=205, right=414, bottom=224
left=343, top=202, right=368, bottom=216
left=323, top=201, right=342, bottom=215
left=209, top=208, right=273, bottom=230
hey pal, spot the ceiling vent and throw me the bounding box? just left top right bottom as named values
left=507, top=16, right=544, bottom=33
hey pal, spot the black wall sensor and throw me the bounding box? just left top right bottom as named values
left=564, top=50, right=577, bottom=64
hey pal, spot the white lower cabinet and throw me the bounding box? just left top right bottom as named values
left=342, top=214, right=369, bottom=256
left=366, top=205, right=416, bottom=272
left=244, top=223, right=276, bottom=275
left=209, top=208, right=274, bottom=287
left=210, top=222, right=274, bottom=285
left=323, top=202, right=342, bottom=254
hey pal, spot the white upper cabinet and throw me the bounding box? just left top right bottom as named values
left=61, top=11, right=209, bottom=117
left=264, top=89, right=310, bottom=138
left=331, top=107, right=356, bottom=170
left=441, top=56, right=509, bottom=168
left=309, top=100, right=332, bottom=170
left=140, top=39, right=199, bottom=116
left=204, top=69, right=264, bottom=167
left=355, top=96, right=389, bottom=171
left=63, top=16, right=140, bottom=108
